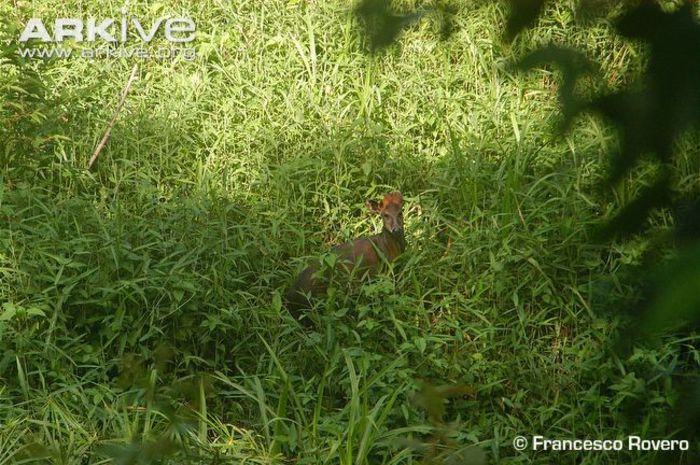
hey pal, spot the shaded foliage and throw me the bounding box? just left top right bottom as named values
left=516, top=45, right=598, bottom=130
left=1, top=1, right=698, bottom=464
left=505, top=0, right=547, bottom=40
left=355, top=0, right=456, bottom=51
left=355, top=0, right=700, bottom=462
left=514, top=2, right=700, bottom=461
left=511, top=2, right=700, bottom=462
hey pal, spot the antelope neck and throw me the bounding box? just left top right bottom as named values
left=381, top=227, right=406, bottom=253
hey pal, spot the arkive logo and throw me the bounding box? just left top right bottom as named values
left=19, top=9, right=196, bottom=44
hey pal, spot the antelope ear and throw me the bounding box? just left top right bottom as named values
left=385, top=191, right=403, bottom=205
left=365, top=199, right=381, bottom=213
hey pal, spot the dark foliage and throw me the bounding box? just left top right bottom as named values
left=355, top=0, right=700, bottom=462
left=511, top=2, right=700, bottom=462
left=355, top=0, right=456, bottom=51
left=509, top=2, right=700, bottom=460
left=505, top=0, right=547, bottom=40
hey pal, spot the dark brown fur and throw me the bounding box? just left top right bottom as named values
left=284, top=192, right=406, bottom=321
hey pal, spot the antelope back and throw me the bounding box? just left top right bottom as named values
left=284, top=191, right=405, bottom=320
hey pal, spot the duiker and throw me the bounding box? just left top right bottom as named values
left=284, top=191, right=406, bottom=321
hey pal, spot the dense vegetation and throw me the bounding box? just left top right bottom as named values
left=1, top=1, right=698, bottom=464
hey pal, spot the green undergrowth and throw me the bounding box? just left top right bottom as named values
left=1, top=1, right=698, bottom=464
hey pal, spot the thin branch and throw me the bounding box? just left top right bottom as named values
left=87, top=64, right=139, bottom=170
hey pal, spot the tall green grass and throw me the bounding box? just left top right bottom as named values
left=1, top=1, right=698, bottom=464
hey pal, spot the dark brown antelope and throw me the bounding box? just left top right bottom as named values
left=284, top=191, right=406, bottom=321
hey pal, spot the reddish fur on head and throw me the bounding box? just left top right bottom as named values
left=366, top=191, right=404, bottom=234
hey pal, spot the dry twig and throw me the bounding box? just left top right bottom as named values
left=87, top=64, right=139, bottom=170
